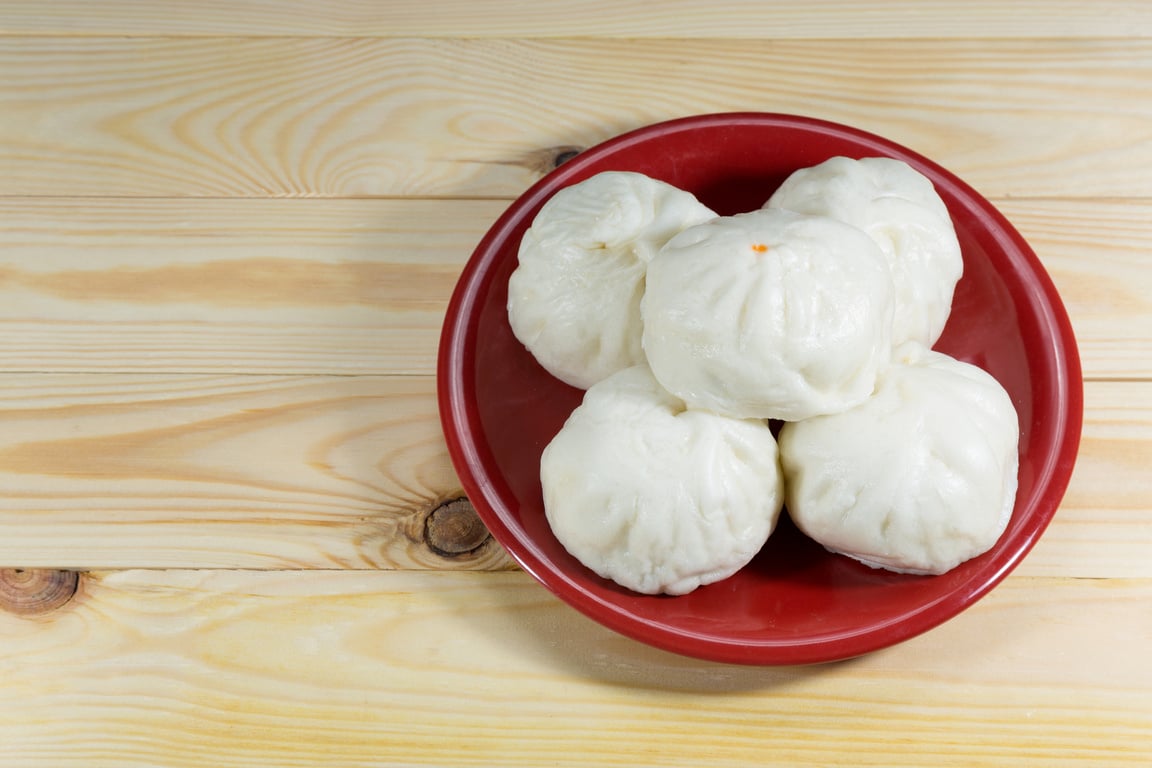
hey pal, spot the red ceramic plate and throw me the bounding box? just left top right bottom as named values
left=438, top=113, right=1083, bottom=665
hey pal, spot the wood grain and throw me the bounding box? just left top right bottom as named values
left=0, top=373, right=512, bottom=571
left=1017, top=382, right=1152, bottom=578
left=1, top=1, right=1150, bottom=38
left=1001, top=198, right=1152, bottom=380
left=0, top=198, right=503, bottom=375
left=0, top=197, right=1145, bottom=378
left=0, top=569, right=1148, bottom=767
left=0, top=373, right=1141, bottom=576
left=2, top=37, right=1152, bottom=198
left=0, top=1, right=1145, bottom=763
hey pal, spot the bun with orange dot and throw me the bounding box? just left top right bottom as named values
left=641, top=208, right=895, bottom=421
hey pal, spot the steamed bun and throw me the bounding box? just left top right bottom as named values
left=508, top=171, right=716, bottom=389
left=641, top=208, right=895, bottom=421
left=540, top=365, right=784, bottom=595
left=779, top=344, right=1020, bottom=575
left=766, top=156, right=963, bottom=348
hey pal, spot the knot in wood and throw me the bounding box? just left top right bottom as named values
left=425, top=498, right=491, bottom=557
left=0, top=569, right=79, bottom=616
left=551, top=146, right=583, bottom=168
left=518, top=145, right=586, bottom=176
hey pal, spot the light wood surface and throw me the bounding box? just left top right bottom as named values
left=1, top=570, right=1150, bottom=767
left=0, top=376, right=1144, bottom=577
left=0, top=198, right=1146, bottom=376
left=1, top=1, right=1150, bottom=38
left=3, top=38, right=1152, bottom=199
left=0, top=2, right=1149, bottom=766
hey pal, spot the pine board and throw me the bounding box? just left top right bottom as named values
left=0, top=375, right=1141, bottom=576
left=1, top=1, right=1150, bottom=38
left=0, top=197, right=1146, bottom=378
left=1, top=38, right=1151, bottom=198
left=0, top=569, right=1148, bottom=767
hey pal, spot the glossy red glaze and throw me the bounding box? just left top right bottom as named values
left=438, top=113, right=1083, bottom=665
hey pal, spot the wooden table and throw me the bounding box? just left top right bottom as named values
left=1, top=3, right=1149, bottom=765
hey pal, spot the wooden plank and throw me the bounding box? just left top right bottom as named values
left=999, top=198, right=1152, bottom=381
left=0, top=197, right=1148, bottom=379
left=1014, top=381, right=1152, bottom=578
left=0, top=569, right=1148, bottom=767
left=1, top=1, right=1150, bottom=39
left=0, top=373, right=1142, bottom=575
left=0, top=373, right=512, bottom=571
left=2, top=38, right=1152, bottom=199
left=0, top=198, right=502, bottom=375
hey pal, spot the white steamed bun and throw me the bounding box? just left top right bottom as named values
left=641, top=208, right=895, bottom=421
left=779, top=344, right=1020, bottom=575
left=540, top=364, right=784, bottom=595
left=766, top=156, right=963, bottom=349
left=508, top=171, right=716, bottom=389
